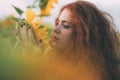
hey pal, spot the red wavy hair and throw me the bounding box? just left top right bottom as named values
left=55, top=1, right=120, bottom=80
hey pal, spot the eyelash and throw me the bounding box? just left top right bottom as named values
left=56, top=21, right=71, bottom=29
left=62, top=24, right=71, bottom=29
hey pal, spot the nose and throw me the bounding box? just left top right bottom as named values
left=54, top=25, right=61, bottom=34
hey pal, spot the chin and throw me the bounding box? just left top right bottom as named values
left=49, top=39, right=69, bottom=51
left=50, top=41, right=65, bottom=50
left=52, top=43, right=64, bottom=50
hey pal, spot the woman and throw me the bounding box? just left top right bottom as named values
left=47, top=1, right=120, bottom=80
left=15, top=1, right=120, bottom=80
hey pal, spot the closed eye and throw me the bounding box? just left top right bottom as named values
left=63, top=24, right=71, bottom=29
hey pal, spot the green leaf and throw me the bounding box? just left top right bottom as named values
left=38, top=25, right=45, bottom=28
left=27, top=5, right=36, bottom=8
left=12, top=5, right=24, bottom=15
left=11, top=16, right=20, bottom=22
left=39, top=0, right=48, bottom=10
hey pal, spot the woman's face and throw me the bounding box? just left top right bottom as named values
left=51, top=9, right=73, bottom=50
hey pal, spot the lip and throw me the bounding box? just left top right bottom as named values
left=53, top=35, right=59, bottom=40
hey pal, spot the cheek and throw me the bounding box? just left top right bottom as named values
left=63, top=29, right=73, bottom=38
left=60, top=30, right=73, bottom=44
left=63, top=34, right=72, bottom=42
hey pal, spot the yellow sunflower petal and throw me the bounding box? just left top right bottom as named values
left=40, top=7, right=51, bottom=16
left=40, top=0, right=58, bottom=16
left=26, top=9, right=35, bottom=25
left=32, top=19, right=42, bottom=30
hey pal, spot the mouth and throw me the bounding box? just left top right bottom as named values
left=53, top=35, right=59, bottom=40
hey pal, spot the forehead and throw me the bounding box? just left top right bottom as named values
left=58, top=9, right=72, bottom=22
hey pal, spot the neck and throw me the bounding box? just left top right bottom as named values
left=53, top=45, right=74, bottom=58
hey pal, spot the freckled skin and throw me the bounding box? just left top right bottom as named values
left=51, top=9, right=73, bottom=51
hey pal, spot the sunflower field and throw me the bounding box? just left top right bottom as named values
left=1, top=0, right=120, bottom=80
left=0, top=0, right=58, bottom=80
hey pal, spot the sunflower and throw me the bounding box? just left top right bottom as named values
left=40, top=0, right=58, bottom=16
left=25, top=9, right=49, bottom=47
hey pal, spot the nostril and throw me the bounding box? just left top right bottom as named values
left=54, top=27, right=60, bottom=34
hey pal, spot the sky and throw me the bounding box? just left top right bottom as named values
left=0, top=0, right=120, bottom=31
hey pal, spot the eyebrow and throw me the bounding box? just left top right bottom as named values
left=57, top=19, right=71, bottom=24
